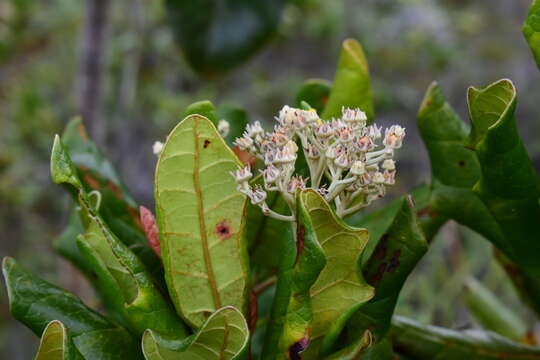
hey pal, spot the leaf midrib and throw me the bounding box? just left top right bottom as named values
left=193, top=120, right=222, bottom=310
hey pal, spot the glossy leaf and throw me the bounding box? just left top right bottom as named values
left=463, top=277, right=527, bottom=341
left=142, top=306, right=249, bottom=360
left=348, top=196, right=427, bottom=341
left=59, top=118, right=161, bottom=279
left=34, top=321, right=83, bottom=360
left=52, top=135, right=186, bottom=338
left=322, top=39, right=374, bottom=122
left=155, top=114, right=250, bottom=328
left=165, top=0, right=285, bottom=74
left=468, top=79, right=540, bottom=277
left=391, top=316, right=540, bottom=360
left=262, top=191, right=326, bottom=359
left=523, top=0, right=540, bottom=69
left=295, top=79, right=332, bottom=115
left=298, top=190, right=374, bottom=358
left=417, top=82, right=506, bottom=249
left=2, top=257, right=143, bottom=360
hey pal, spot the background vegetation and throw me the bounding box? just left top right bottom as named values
left=1, top=0, right=539, bottom=358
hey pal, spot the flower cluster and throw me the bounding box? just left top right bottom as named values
left=230, top=106, right=405, bottom=220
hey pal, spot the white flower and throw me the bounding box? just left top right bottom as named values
left=248, top=187, right=267, bottom=205
left=372, top=172, right=385, bottom=184
left=246, top=121, right=264, bottom=137
left=382, top=159, right=395, bottom=171
left=217, top=120, right=230, bottom=138
left=230, top=166, right=252, bottom=183
left=334, top=152, right=349, bottom=168
left=152, top=141, right=164, bottom=155
left=304, top=109, right=319, bottom=123
left=233, top=135, right=253, bottom=150
left=325, top=146, right=337, bottom=160
left=263, top=164, right=280, bottom=184
left=384, top=125, right=406, bottom=149
left=305, top=144, right=320, bottom=159
left=342, top=107, right=367, bottom=124
left=350, top=160, right=366, bottom=175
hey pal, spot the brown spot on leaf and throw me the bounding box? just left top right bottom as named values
left=215, top=220, right=232, bottom=240
left=417, top=206, right=437, bottom=219
left=387, top=249, right=402, bottom=273
left=373, top=234, right=389, bottom=260
left=295, top=225, right=305, bottom=264
left=458, top=160, right=466, bottom=168
left=368, top=262, right=387, bottom=285
left=203, top=139, right=211, bottom=148
left=289, top=337, right=309, bottom=360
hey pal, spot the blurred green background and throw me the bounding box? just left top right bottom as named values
left=1, top=0, right=539, bottom=357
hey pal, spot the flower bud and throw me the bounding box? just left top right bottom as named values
left=350, top=160, right=366, bottom=175
left=230, top=166, right=252, bottom=183
left=334, top=152, right=349, bottom=168
left=384, top=125, right=406, bottom=149
left=382, top=159, right=395, bottom=171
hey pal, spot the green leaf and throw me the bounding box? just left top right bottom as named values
left=2, top=257, right=142, bottom=360
left=155, top=114, right=250, bottom=328
left=53, top=209, right=92, bottom=277
left=295, top=79, right=332, bottom=115
left=416, top=82, right=506, bottom=248
left=298, top=190, right=374, bottom=358
left=391, top=315, right=540, bottom=360
left=348, top=196, right=427, bottom=341
left=262, top=191, right=326, bottom=360
left=463, top=277, right=527, bottom=341
left=165, top=0, right=285, bottom=74
left=142, top=306, right=249, bottom=360
left=183, top=100, right=218, bottom=126
left=468, top=79, right=540, bottom=276
left=52, top=136, right=186, bottom=338
left=34, top=321, right=83, bottom=360
left=58, top=118, right=162, bottom=281
left=523, top=0, right=540, bottom=69
left=322, top=331, right=372, bottom=360
left=76, top=215, right=187, bottom=338
left=322, top=39, right=374, bottom=122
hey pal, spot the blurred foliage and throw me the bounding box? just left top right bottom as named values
left=1, top=0, right=540, bottom=357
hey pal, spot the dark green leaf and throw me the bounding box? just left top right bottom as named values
left=262, top=191, right=326, bottom=359
left=468, top=79, right=540, bottom=276
left=391, top=315, right=540, bottom=360
left=2, top=257, right=142, bottom=360
left=52, top=136, right=186, bottom=338
left=165, top=0, right=285, bottom=74
left=295, top=79, right=332, bottom=115
left=348, top=196, right=427, bottom=340
left=183, top=100, right=218, bottom=126
left=59, top=118, right=161, bottom=280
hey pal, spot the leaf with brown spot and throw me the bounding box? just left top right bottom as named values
left=347, top=196, right=427, bottom=342
left=155, top=114, right=250, bottom=328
